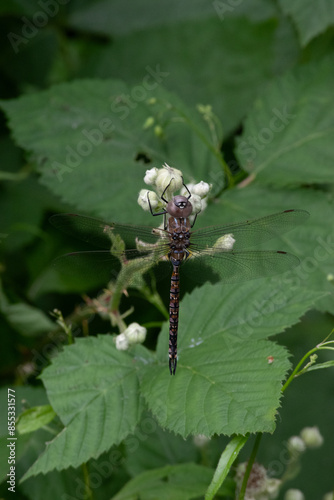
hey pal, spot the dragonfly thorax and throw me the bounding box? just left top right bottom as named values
left=166, top=195, right=192, bottom=218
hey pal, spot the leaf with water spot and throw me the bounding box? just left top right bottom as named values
left=141, top=280, right=324, bottom=437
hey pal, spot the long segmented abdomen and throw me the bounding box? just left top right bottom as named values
left=169, top=264, right=180, bottom=375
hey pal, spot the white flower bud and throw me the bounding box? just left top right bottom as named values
left=213, top=233, right=236, bottom=251
left=137, top=189, right=159, bottom=212
left=284, top=489, right=305, bottom=500
left=193, top=434, right=210, bottom=447
left=115, top=333, right=129, bottom=351
left=267, top=478, right=282, bottom=497
left=235, top=462, right=267, bottom=494
left=155, top=163, right=183, bottom=197
left=189, top=193, right=202, bottom=215
left=288, top=436, right=306, bottom=454
left=180, top=183, right=195, bottom=197
left=191, top=181, right=211, bottom=198
left=124, top=322, right=147, bottom=345
left=144, top=167, right=158, bottom=185
left=300, top=426, right=324, bottom=448
left=323, top=493, right=334, bottom=500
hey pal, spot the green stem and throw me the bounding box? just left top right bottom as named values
left=282, top=348, right=316, bottom=392
left=81, top=462, right=93, bottom=500
left=0, top=166, right=30, bottom=181
left=238, top=433, right=262, bottom=500
left=112, top=310, right=127, bottom=333
left=110, top=256, right=156, bottom=312
left=155, top=98, right=234, bottom=188
left=281, top=345, right=333, bottom=393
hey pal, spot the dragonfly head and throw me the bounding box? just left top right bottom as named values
left=167, top=195, right=193, bottom=218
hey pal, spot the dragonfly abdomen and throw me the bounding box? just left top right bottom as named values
left=169, top=263, right=180, bottom=375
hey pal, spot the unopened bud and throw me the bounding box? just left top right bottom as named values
left=191, top=181, right=211, bottom=198
left=143, top=116, right=155, bottom=129
left=284, top=489, right=305, bottom=500
left=115, top=333, right=129, bottom=351
left=300, top=426, right=323, bottom=448
left=213, top=233, right=236, bottom=251
left=125, top=322, right=147, bottom=344
left=138, top=189, right=159, bottom=212
left=267, top=478, right=282, bottom=496
left=193, top=434, right=210, bottom=447
left=190, top=193, right=202, bottom=215
left=155, top=164, right=183, bottom=196
left=288, top=436, right=306, bottom=454
left=144, top=167, right=158, bottom=185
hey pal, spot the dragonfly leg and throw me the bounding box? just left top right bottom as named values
left=160, top=179, right=173, bottom=204
left=169, top=357, right=177, bottom=376
left=181, top=177, right=191, bottom=200
left=147, top=192, right=167, bottom=217
left=190, top=210, right=200, bottom=228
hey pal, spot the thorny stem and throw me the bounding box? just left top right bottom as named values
left=237, top=433, right=263, bottom=500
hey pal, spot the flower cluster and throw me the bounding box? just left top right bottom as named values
left=115, top=322, right=147, bottom=351
left=137, top=163, right=211, bottom=221
left=235, top=462, right=281, bottom=500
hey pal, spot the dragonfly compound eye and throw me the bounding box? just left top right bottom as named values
left=167, top=195, right=193, bottom=218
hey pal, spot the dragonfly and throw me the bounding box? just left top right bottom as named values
left=50, top=181, right=309, bottom=375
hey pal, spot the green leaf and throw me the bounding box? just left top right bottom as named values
left=0, top=386, right=49, bottom=483
left=0, top=284, right=56, bottom=336
left=0, top=0, right=42, bottom=16
left=82, top=17, right=277, bottom=135
left=205, top=435, right=248, bottom=500
left=141, top=280, right=323, bottom=438
left=67, top=0, right=277, bottom=36
left=124, top=417, right=199, bottom=477
left=21, top=336, right=144, bottom=480
left=17, top=405, right=56, bottom=434
left=0, top=80, right=223, bottom=222
left=111, top=463, right=215, bottom=500
left=304, top=360, right=334, bottom=372
left=278, top=0, right=334, bottom=46
left=235, top=56, right=334, bottom=186
left=199, top=184, right=334, bottom=314
left=0, top=175, right=60, bottom=251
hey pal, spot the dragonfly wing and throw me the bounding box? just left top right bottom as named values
left=52, top=250, right=121, bottom=287
left=191, top=209, right=309, bottom=250
left=50, top=213, right=169, bottom=249
left=52, top=249, right=172, bottom=288
left=180, top=249, right=300, bottom=284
